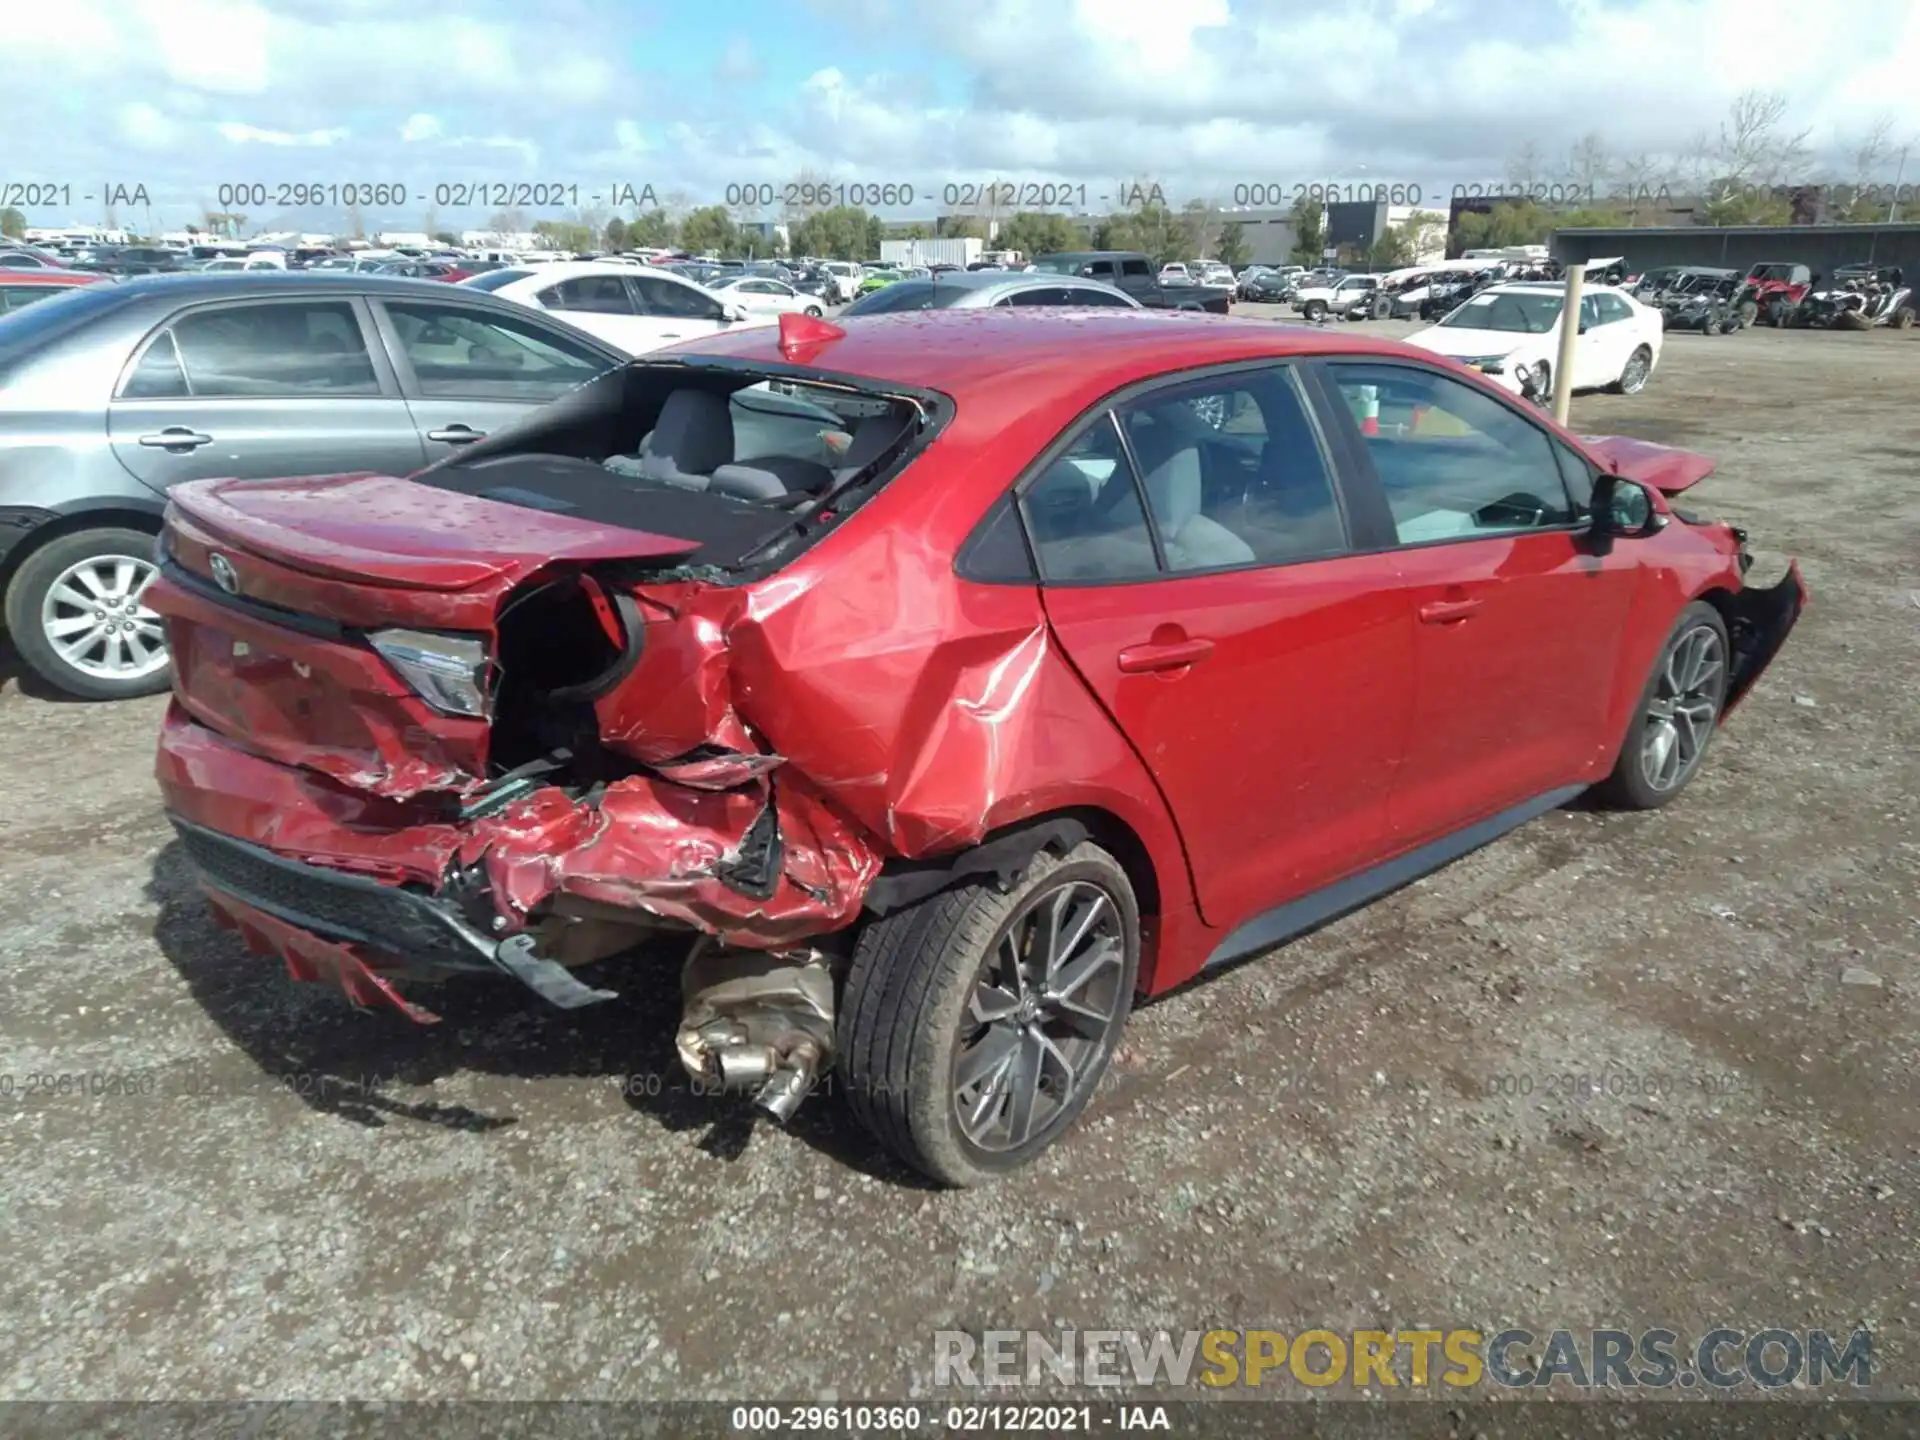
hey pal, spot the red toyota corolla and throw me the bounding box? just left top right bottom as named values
left=146, top=309, right=1804, bottom=1185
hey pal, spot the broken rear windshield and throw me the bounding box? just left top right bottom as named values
left=413, top=362, right=945, bottom=575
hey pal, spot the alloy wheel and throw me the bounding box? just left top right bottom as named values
left=40, top=554, right=167, bottom=683
left=1641, top=624, right=1724, bottom=792
left=951, top=879, right=1127, bottom=1153
left=1620, top=349, right=1651, bottom=393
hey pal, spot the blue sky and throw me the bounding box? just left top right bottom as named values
left=7, top=0, right=1918, bottom=236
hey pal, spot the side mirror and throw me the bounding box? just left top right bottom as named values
left=723, top=304, right=750, bottom=322
left=1589, top=473, right=1665, bottom=549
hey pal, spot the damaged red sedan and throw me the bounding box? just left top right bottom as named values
left=148, top=309, right=1804, bottom=1185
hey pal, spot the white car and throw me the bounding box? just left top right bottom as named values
left=1193, top=261, right=1234, bottom=287
left=1290, top=274, right=1382, bottom=320
left=819, top=261, right=863, bottom=304
left=706, top=274, right=830, bottom=318
left=1404, top=281, right=1663, bottom=398
left=1159, top=262, right=1192, bottom=284
left=463, top=260, right=761, bottom=357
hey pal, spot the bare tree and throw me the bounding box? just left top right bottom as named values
left=343, top=201, right=365, bottom=240
left=1560, top=133, right=1612, bottom=199
left=1505, top=141, right=1547, bottom=193
left=1712, top=89, right=1812, bottom=188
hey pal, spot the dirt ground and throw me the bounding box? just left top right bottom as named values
left=1, top=316, right=1915, bottom=1409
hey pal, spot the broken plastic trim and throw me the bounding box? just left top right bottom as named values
left=711, top=794, right=785, bottom=901
left=171, top=815, right=619, bottom=1009
left=862, top=817, right=1091, bottom=918
left=1721, top=562, right=1806, bottom=713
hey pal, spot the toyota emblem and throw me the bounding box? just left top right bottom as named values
left=208, top=553, right=240, bottom=595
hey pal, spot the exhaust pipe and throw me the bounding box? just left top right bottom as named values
left=674, top=941, right=835, bottom=1124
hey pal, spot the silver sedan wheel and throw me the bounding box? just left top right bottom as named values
left=40, top=553, right=167, bottom=682
left=1642, top=624, right=1724, bottom=792
left=952, top=880, right=1127, bottom=1153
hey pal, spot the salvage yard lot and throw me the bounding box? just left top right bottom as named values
left=1, top=320, right=1916, bottom=1402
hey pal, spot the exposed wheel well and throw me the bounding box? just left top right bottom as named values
left=859, top=805, right=1163, bottom=925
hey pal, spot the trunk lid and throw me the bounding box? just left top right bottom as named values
left=166, top=472, right=700, bottom=607
left=1577, top=435, right=1716, bottom=496
left=149, top=472, right=706, bottom=800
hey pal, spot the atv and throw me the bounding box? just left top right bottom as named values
left=1732, top=262, right=1813, bottom=327
left=1664, top=274, right=1744, bottom=334
left=1791, top=267, right=1914, bottom=330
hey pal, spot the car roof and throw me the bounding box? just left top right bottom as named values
left=92, top=270, right=496, bottom=301
left=936, top=271, right=1119, bottom=293
left=665, top=309, right=1451, bottom=415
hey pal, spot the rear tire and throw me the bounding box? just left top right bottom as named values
left=837, top=842, right=1139, bottom=1187
left=4, top=526, right=171, bottom=701
left=804, top=305, right=824, bottom=318
left=1303, top=300, right=1327, bottom=321
left=1592, top=602, right=1730, bottom=811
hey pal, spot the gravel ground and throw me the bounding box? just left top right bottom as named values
left=1, top=315, right=1916, bottom=1407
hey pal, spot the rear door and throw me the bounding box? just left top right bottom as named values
left=365, top=296, right=619, bottom=463
left=108, top=295, right=426, bottom=493
left=1318, top=360, right=1641, bottom=844
left=526, top=273, right=670, bottom=355
left=627, top=273, right=735, bottom=346
left=1026, top=362, right=1412, bottom=930
left=1572, top=292, right=1630, bottom=388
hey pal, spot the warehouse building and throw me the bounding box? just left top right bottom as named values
left=1552, top=222, right=1920, bottom=276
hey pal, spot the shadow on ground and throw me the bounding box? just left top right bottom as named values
left=142, top=838, right=936, bottom=1188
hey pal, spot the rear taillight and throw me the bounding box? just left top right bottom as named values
left=369, top=629, right=492, bottom=718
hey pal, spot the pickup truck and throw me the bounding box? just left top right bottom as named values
left=1032, top=251, right=1233, bottom=314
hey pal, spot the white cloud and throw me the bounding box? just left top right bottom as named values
left=216, top=122, right=350, bottom=146
left=4, top=0, right=1917, bottom=235
left=717, top=35, right=763, bottom=85
left=117, top=102, right=183, bottom=151
left=137, top=0, right=273, bottom=93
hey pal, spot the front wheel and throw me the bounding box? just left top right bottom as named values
left=1609, top=345, right=1653, bottom=394
left=1593, top=602, right=1730, bottom=810
left=4, top=526, right=171, bottom=701
left=804, top=305, right=823, bottom=318
left=1303, top=300, right=1327, bottom=320
left=837, top=841, right=1140, bottom=1187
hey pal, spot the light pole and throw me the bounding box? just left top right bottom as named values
left=1889, top=143, right=1910, bottom=224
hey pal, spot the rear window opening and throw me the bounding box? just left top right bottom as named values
left=414, top=361, right=943, bottom=575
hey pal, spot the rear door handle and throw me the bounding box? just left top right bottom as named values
left=1117, top=637, right=1215, bottom=673
left=138, top=428, right=212, bottom=449
left=426, top=425, right=486, bottom=444
left=1419, top=598, right=1483, bottom=624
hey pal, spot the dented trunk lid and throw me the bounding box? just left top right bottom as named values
left=148, top=472, right=706, bottom=799
left=163, top=472, right=701, bottom=618
left=1578, top=435, right=1716, bottom=496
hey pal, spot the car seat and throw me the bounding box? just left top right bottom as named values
left=1140, top=447, right=1256, bottom=570
left=637, top=389, right=734, bottom=489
